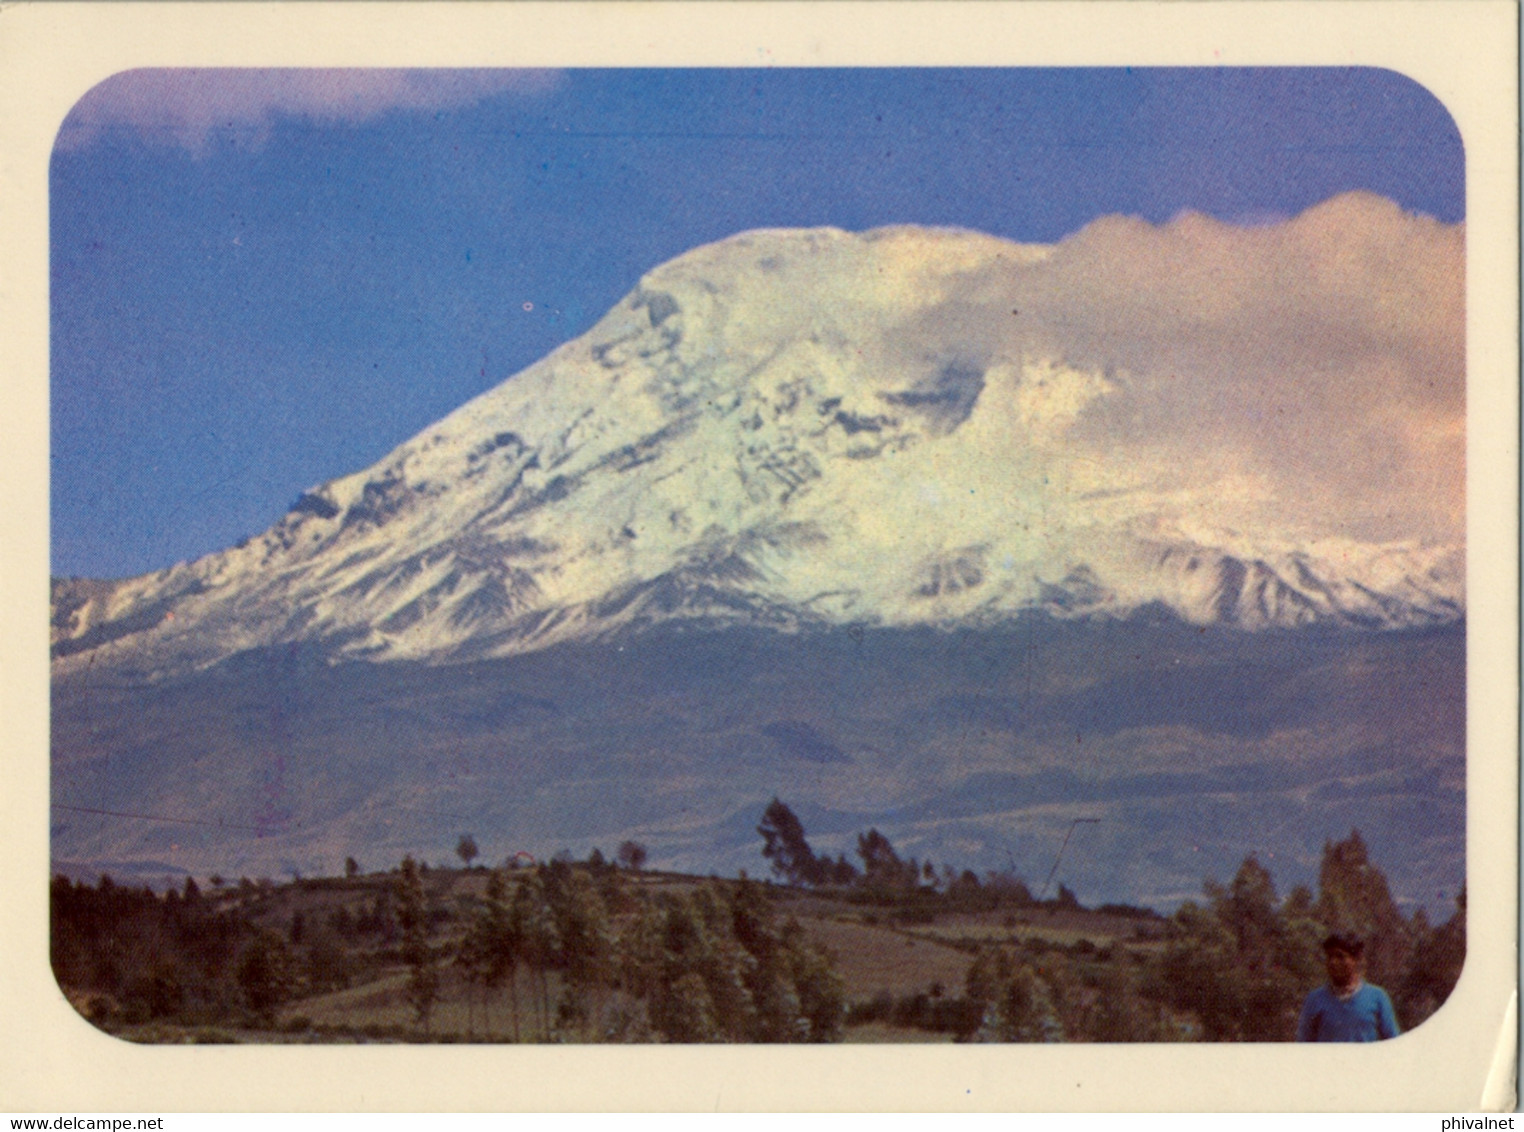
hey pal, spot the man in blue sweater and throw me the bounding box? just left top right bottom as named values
left=1297, top=934, right=1401, bottom=1042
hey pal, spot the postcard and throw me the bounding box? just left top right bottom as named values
left=2, top=0, right=1517, bottom=1113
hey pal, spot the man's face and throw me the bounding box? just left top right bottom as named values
left=1325, top=946, right=1362, bottom=992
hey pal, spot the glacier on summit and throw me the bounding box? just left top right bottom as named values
left=52, top=208, right=1464, bottom=679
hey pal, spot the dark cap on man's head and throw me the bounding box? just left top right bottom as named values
left=1322, top=933, right=1365, bottom=957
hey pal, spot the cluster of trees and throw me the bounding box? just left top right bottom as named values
left=445, top=855, right=846, bottom=1042
left=758, top=797, right=1031, bottom=906
left=843, top=932, right=1192, bottom=1042
left=1152, top=831, right=1465, bottom=1040
left=50, top=816, right=1464, bottom=1045
left=757, top=801, right=1464, bottom=1042
left=850, top=830, right=1465, bottom=1043
left=52, top=852, right=845, bottom=1043
left=51, top=875, right=277, bottom=1028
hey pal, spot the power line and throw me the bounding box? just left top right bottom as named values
left=367, top=800, right=471, bottom=822
left=52, top=797, right=471, bottom=832
left=51, top=802, right=266, bottom=833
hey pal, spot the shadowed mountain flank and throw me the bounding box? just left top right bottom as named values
left=52, top=621, right=1464, bottom=913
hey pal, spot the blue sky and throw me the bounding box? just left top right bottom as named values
left=50, top=68, right=1464, bottom=579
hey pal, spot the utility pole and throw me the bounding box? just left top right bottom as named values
left=1039, top=818, right=1100, bottom=901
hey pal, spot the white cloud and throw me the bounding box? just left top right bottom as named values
left=880, top=194, right=1464, bottom=547
left=56, top=69, right=564, bottom=153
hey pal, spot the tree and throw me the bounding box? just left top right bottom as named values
left=236, top=928, right=294, bottom=1024
left=396, top=856, right=439, bottom=1031
left=344, top=857, right=360, bottom=879
left=657, top=972, right=722, bottom=1042
left=825, top=855, right=860, bottom=885
left=637, top=888, right=753, bottom=1042
left=548, top=869, right=614, bottom=1036
left=987, top=965, right=1065, bottom=1042
left=678, top=887, right=754, bottom=1037
left=857, top=828, right=916, bottom=890
left=456, top=869, right=519, bottom=1038
left=457, top=834, right=480, bottom=869
left=777, top=916, right=847, bottom=1041
left=757, top=798, right=826, bottom=886
left=1084, top=963, right=1166, bottom=1042
left=1218, top=857, right=1281, bottom=954
left=617, top=840, right=649, bottom=872
left=967, top=946, right=1064, bottom=1042
left=1153, top=856, right=1320, bottom=1041
left=509, top=872, right=560, bottom=1036
left=984, top=870, right=1035, bottom=905
left=614, top=897, right=665, bottom=1007
left=1314, top=830, right=1411, bottom=989
left=727, top=878, right=795, bottom=1041
left=132, top=960, right=186, bottom=1021
left=1397, top=887, right=1466, bottom=1029
left=305, top=929, right=351, bottom=995
left=482, top=870, right=523, bottom=1039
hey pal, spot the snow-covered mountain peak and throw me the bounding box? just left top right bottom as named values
left=51, top=223, right=1463, bottom=678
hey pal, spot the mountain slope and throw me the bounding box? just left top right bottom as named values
left=50, top=620, right=1466, bottom=912
left=51, top=223, right=1463, bottom=680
